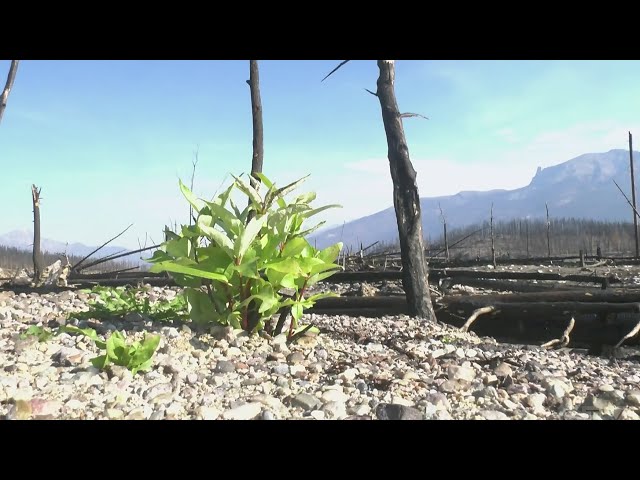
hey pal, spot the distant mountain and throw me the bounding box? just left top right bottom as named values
left=309, top=149, right=640, bottom=250
left=0, top=229, right=137, bottom=263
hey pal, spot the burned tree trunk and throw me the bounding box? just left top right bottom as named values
left=629, top=132, right=639, bottom=259
left=546, top=202, right=551, bottom=258
left=438, top=203, right=449, bottom=262
left=31, top=185, right=44, bottom=284
left=490, top=203, right=496, bottom=268
left=247, top=60, right=264, bottom=203
left=0, top=60, right=19, bottom=124
left=246, top=60, right=264, bottom=332
left=375, top=60, right=434, bottom=320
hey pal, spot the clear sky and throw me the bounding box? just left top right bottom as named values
left=2, top=60, right=640, bottom=249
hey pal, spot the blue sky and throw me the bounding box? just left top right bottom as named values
left=2, top=60, right=640, bottom=249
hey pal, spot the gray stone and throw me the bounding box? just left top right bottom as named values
left=376, top=403, right=424, bottom=420
left=271, top=364, right=289, bottom=375
left=424, top=392, right=450, bottom=411
left=215, top=360, right=236, bottom=374
left=196, top=406, right=221, bottom=420
left=543, top=377, right=572, bottom=400
left=261, top=410, right=276, bottom=420
left=149, top=409, right=165, bottom=420
left=222, top=403, right=262, bottom=420
left=322, top=401, right=347, bottom=419
left=525, top=393, right=547, bottom=410
left=187, top=373, right=198, bottom=385
left=286, top=352, right=305, bottom=365
left=626, top=390, right=640, bottom=407
left=479, top=409, right=509, bottom=420
left=356, top=381, right=369, bottom=393
left=290, top=393, right=322, bottom=411
left=321, top=389, right=349, bottom=404
left=448, top=365, right=476, bottom=382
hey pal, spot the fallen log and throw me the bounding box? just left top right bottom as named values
left=439, top=290, right=640, bottom=307
left=441, top=277, right=594, bottom=293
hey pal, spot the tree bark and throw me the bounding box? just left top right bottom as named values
left=247, top=60, right=264, bottom=199
left=31, top=185, right=44, bottom=284
left=375, top=60, right=434, bottom=320
left=0, top=60, right=19, bottom=124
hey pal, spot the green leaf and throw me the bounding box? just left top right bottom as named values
left=129, top=334, right=161, bottom=369
left=265, top=257, right=302, bottom=275
left=165, top=237, right=192, bottom=259
left=91, top=354, right=109, bottom=369
left=274, top=175, right=310, bottom=200
left=202, top=202, right=243, bottom=237
left=294, top=191, right=316, bottom=204
left=290, top=302, right=304, bottom=322
left=150, top=261, right=230, bottom=283
left=196, top=219, right=234, bottom=255
left=280, top=236, right=311, bottom=258
left=306, top=269, right=342, bottom=286
left=302, top=204, right=342, bottom=219
left=236, top=214, right=268, bottom=259
left=179, top=179, right=203, bottom=214
left=232, top=174, right=263, bottom=207
left=254, top=172, right=274, bottom=190
left=267, top=270, right=297, bottom=289
left=317, top=243, right=343, bottom=264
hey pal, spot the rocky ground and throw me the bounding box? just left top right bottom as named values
left=1, top=283, right=640, bottom=420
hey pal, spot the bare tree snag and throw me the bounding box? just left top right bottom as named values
left=374, top=60, right=435, bottom=320
left=439, top=203, right=449, bottom=262
left=490, top=203, right=496, bottom=268
left=246, top=60, right=264, bottom=332
left=246, top=60, right=264, bottom=222
left=0, top=60, right=19, bottom=124
left=613, top=178, right=640, bottom=220
left=546, top=202, right=551, bottom=258
left=31, top=185, right=44, bottom=285
left=460, top=306, right=496, bottom=332
left=629, top=132, right=639, bottom=259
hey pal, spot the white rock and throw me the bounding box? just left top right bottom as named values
left=222, top=403, right=262, bottom=420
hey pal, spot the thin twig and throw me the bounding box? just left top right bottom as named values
left=460, top=306, right=496, bottom=332
left=364, top=88, right=378, bottom=97
left=189, top=145, right=199, bottom=225
left=72, top=224, right=134, bottom=272
left=613, top=179, right=640, bottom=220
left=614, top=316, right=640, bottom=348
left=400, top=112, right=428, bottom=120
left=321, top=60, right=351, bottom=82
left=541, top=317, right=575, bottom=349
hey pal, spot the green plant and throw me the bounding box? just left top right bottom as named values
left=20, top=323, right=161, bottom=375
left=74, top=285, right=187, bottom=322
left=61, top=325, right=160, bottom=375
left=20, top=325, right=54, bottom=342
left=146, top=172, right=343, bottom=338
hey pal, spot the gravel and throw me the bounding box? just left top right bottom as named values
left=1, top=284, right=640, bottom=420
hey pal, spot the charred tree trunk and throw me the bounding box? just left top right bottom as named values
left=546, top=202, right=552, bottom=258
left=246, top=60, right=264, bottom=220
left=246, top=60, right=264, bottom=332
left=629, top=132, right=639, bottom=259
left=0, top=60, right=19, bottom=124
left=31, top=185, right=44, bottom=284
left=490, top=203, right=496, bottom=268
left=375, top=60, right=434, bottom=320
left=438, top=203, right=449, bottom=262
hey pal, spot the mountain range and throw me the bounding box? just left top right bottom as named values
left=2, top=149, right=638, bottom=257
left=0, top=229, right=133, bottom=262
left=309, top=149, right=640, bottom=250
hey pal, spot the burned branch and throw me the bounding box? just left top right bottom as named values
left=0, top=60, right=19, bottom=124
left=72, top=224, right=134, bottom=272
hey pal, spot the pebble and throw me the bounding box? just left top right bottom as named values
left=0, top=283, right=639, bottom=421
